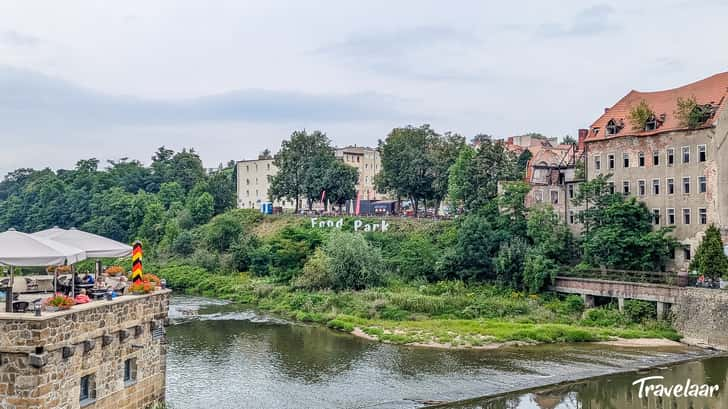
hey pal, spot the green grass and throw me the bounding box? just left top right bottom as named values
left=158, top=265, right=680, bottom=347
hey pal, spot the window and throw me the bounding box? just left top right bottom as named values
left=683, top=208, right=691, bottom=225
left=80, top=374, right=96, bottom=405
left=608, top=181, right=615, bottom=194
left=535, top=191, right=543, bottom=203
left=698, top=145, right=707, bottom=162
left=683, top=177, right=691, bottom=194
left=623, top=153, right=630, bottom=168
left=682, top=146, right=690, bottom=163
left=569, top=210, right=575, bottom=224
left=638, top=180, right=646, bottom=196
left=594, top=155, right=601, bottom=171
left=124, top=358, right=137, bottom=385
left=699, top=208, right=707, bottom=225
left=606, top=119, right=621, bottom=135
left=645, top=116, right=658, bottom=131
left=653, top=151, right=660, bottom=166
left=568, top=184, right=574, bottom=199
left=623, top=181, right=630, bottom=195
left=652, top=179, right=660, bottom=195
left=699, top=176, right=707, bottom=193
left=667, top=148, right=675, bottom=166
left=684, top=247, right=691, bottom=261
left=652, top=209, right=660, bottom=225
left=550, top=190, right=559, bottom=204
left=608, top=154, right=615, bottom=169
left=246, top=179, right=250, bottom=185
left=667, top=208, right=675, bottom=225
left=267, top=164, right=271, bottom=170
left=667, top=178, right=675, bottom=194
left=638, top=152, right=645, bottom=167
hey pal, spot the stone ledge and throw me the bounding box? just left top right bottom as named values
left=0, top=289, right=171, bottom=321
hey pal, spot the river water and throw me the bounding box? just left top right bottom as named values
left=165, top=296, right=726, bottom=409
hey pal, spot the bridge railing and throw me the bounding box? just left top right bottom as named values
left=558, top=268, right=679, bottom=286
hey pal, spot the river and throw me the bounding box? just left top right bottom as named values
left=165, top=296, right=726, bottom=409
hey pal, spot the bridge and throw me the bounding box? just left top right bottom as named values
left=549, top=270, right=688, bottom=320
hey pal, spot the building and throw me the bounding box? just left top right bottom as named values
left=0, top=291, right=170, bottom=409
left=334, top=146, right=385, bottom=201
left=583, top=72, right=728, bottom=267
left=524, top=139, right=584, bottom=233
left=235, top=159, right=295, bottom=211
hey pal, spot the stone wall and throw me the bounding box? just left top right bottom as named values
left=0, top=291, right=170, bottom=409
left=672, top=287, right=728, bottom=350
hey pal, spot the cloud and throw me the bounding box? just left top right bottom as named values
left=0, top=65, right=405, bottom=133
left=312, top=26, right=484, bottom=81
left=0, top=30, right=40, bottom=47
left=537, top=4, right=617, bottom=38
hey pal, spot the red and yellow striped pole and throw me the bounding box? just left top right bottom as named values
left=131, top=241, right=143, bottom=283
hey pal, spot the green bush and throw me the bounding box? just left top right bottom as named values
left=323, top=231, right=384, bottom=291
left=192, top=248, right=221, bottom=272
left=623, top=300, right=656, bottom=323
left=581, top=307, right=626, bottom=327
left=388, top=233, right=439, bottom=281
left=522, top=247, right=559, bottom=293
left=229, top=234, right=260, bottom=272
left=267, top=226, right=327, bottom=282
left=292, top=248, right=333, bottom=290
left=171, top=230, right=195, bottom=256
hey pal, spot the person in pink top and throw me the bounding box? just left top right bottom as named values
left=75, top=289, right=91, bottom=304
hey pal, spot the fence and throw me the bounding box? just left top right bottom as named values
left=558, top=268, right=679, bottom=286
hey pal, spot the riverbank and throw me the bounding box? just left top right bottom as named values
left=157, top=264, right=679, bottom=348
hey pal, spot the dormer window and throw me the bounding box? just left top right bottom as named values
left=644, top=114, right=664, bottom=131
left=606, top=119, right=623, bottom=135
left=592, top=127, right=600, bottom=136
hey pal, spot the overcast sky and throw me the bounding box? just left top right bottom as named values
left=1, top=0, right=727, bottom=174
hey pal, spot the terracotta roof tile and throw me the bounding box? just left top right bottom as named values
left=586, top=72, right=728, bottom=141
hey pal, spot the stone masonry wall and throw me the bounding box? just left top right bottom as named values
left=0, top=291, right=170, bottom=409
left=672, top=287, right=728, bottom=351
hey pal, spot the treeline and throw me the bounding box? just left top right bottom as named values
left=0, top=147, right=236, bottom=247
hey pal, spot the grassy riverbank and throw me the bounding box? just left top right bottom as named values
left=158, top=265, right=679, bottom=347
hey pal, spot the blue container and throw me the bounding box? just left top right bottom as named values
left=260, top=202, right=273, bottom=215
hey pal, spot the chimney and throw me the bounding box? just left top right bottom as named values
left=577, top=128, right=589, bottom=152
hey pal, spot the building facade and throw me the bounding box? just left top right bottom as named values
left=235, top=159, right=295, bottom=210
left=583, top=72, right=728, bottom=267
left=0, top=291, right=170, bottom=409
left=334, top=146, right=384, bottom=201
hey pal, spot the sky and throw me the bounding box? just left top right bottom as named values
left=1, top=0, right=727, bottom=174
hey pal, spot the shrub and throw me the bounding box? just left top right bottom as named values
left=323, top=231, right=385, bottom=291
left=292, top=248, right=333, bottom=290
left=230, top=234, right=260, bottom=272
left=388, top=233, right=439, bottom=281
left=266, top=226, right=327, bottom=282
left=522, top=247, right=558, bottom=293
left=192, top=248, right=221, bottom=272
left=628, top=99, right=654, bottom=130
left=581, top=307, right=626, bottom=327
left=690, top=224, right=728, bottom=280
left=495, top=237, right=528, bottom=288
left=204, top=213, right=246, bottom=252
left=171, top=231, right=195, bottom=256
left=623, top=300, right=656, bottom=323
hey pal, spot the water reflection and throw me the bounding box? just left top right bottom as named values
left=165, top=297, right=717, bottom=409
left=445, top=357, right=728, bottom=409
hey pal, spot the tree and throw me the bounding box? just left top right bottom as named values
left=319, top=231, right=384, bottom=290
left=376, top=125, right=438, bottom=216
left=516, top=149, right=532, bottom=177
left=447, top=140, right=518, bottom=212
left=429, top=132, right=466, bottom=214
left=690, top=225, right=728, bottom=281
left=158, top=182, right=185, bottom=209
left=270, top=130, right=334, bottom=212
left=573, top=175, right=678, bottom=270
left=470, top=134, right=492, bottom=145
left=323, top=161, right=358, bottom=211
left=189, top=192, right=214, bottom=225
left=258, top=149, right=273, bottom=160
left=562, top=135, right=577, bottom=145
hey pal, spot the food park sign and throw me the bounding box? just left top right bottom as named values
left=310, top=217, right=390, bottom=232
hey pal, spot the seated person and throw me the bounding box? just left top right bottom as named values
left=75, top=289, right=91, bottom=304
left=82, top=274, right=95, bottom=285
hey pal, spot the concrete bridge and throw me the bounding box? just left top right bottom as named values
left=550, top=275, right=728, bottom=350
left=549, top=276, right=684, bottom=319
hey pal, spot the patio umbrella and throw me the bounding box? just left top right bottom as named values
left=0, top=229, right=87, bottom=312
left=32, top=227, right=132, bottom=281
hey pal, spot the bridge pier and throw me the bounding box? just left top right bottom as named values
left=617, top=297, right=625, bottom=312
left=656, top=301, right=669, bottom=320
left=582, top=294, right=595, bottom=308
